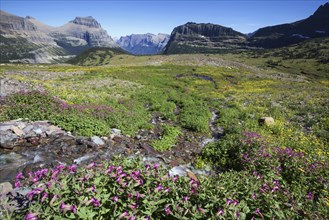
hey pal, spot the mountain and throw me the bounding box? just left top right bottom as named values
left=117, top=33, right=169, bottom=55
left=164, top=22, right=250, bottom=54
left=0, top=11, right=119, bottom=63
left=250, top=3, right=329, bottom=48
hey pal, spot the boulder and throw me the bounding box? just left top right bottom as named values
left=91, top=136, right=105, bottom=145
left=258, top=117, right=275, bottom=126
left=0, top=182, right=13, bottom=195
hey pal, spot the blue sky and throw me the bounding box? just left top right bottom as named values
left=1, top=0, right=328, bottom=37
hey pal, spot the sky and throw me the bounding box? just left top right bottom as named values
left=1, top=0, right=328, bottom=38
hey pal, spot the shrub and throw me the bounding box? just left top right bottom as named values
left=151, top=125, right=181, bottom=152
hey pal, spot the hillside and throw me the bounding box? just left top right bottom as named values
left=67, top=47, right=129, bottom=66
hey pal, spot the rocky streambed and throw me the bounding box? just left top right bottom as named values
left=0, top=112, right=223, bottom=183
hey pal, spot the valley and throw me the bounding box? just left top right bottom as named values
left=0, top=2, right=328, bottom=219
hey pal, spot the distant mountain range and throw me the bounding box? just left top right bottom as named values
left=0, top=2, right=328, bottom=63
left=117, top=33, right=169, bottom=55
left=164, top=3, right=328, bottom=54
left=0, top=11, right=118, bottom=63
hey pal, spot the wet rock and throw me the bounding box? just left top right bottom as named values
left=91, top=136, right=105, bottom=145
left=258, top=117, right=275, bottom=126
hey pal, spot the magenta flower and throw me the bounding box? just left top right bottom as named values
left=307, top=192, right=314, bottom=200
left=60, top=202, right=77, bottom=213
left=91, top=197, right=100, bottom=207
left=183, top=196, right=189, bottom=202
left=56, top=164, right=66, bottom=170
left=68, top=165, right=77, bottom=173
left=172, top=175, right=179, bottom=182
left=145, top=216, right=150, bottom=220
left=41, top=192, right=48, bottom=202
left=86, top=162, right=95, bottom=169
left=155, top=184, right=163, bottom=192
left=153, top=163, right=159, bottom=169
left=86, top=185, right=96, bottom=193
left=233, top=199, right=239, bottom=206
left=226, top=198, right=233, bottom=205
left=255, top=208, right=261, bottom=215
left=25, top=213, right=38, bottom=220
left=118, top=211, right=129, bottom=218
left=113, top=196, right=119, bottom=202
left=106, top=165, right=115, bottom=174
left=252, top=192, right=257, bottom=199
left=15, top=181, right=21, bottom=188
left=164, top=187, right=171, bottom=193
left=16, top=172, right=24, bottom=180
left=51, top=169, right=60, bottom=180
left=50, top=194, right=58, bottom=205
left=165, top=206, right=171, bottom=215
left=216, top=208, right=224, bottom=216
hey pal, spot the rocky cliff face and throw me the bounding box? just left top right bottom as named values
left=117, top=33, right=169, bottom=55
left=250, top=2, right=329, bottom=48
left=0, top=11, right=118, bottom=63
left=55, top=16, right=118, bottom=48
left=164, top=22, right=249, bottom=54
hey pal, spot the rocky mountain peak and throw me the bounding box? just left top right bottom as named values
left=70, top=16, right=101, bottom=28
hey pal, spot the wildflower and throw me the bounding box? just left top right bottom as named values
left=56, top=164, right=66, bottom=170
left=236, top=211, right=240, bottom=219
left=86, top=185, right=96, bottom=193
left=86, top=162, right=95, bottom=169
left=60, top=202, right=77, bottom=213
left=165, top=187, right=171, bottom=193
left=41, top=192, right=48, bottom=202
left=197, top=206, right=206, bottom=213
left=113, top=196, right=119, bottom=202
left=136, top=191, right=141, bottom=199
left=50, top=194, right=58, bottom=205
left=15, top=181, right=21, bottom=188
left=252, top=192, right=257, bottom=199
left=153, top=163, right=159, bottom=169
left=183, top=196, right=189, bottom=202
left=172, top=175, right=179, bottom=182
left=233, top=199, right=239, bottom=206
left=90, top=197, right=100, bottom=207
left=155, top=184, right=163, bottom=192
left=106, top=165, right=115, bottom=174
left=16, top=172, right=24, bottom=180
left=306, top=192, right=314, bottom=200
left=226, top=198, right=233, bottom=205
left=118, top=211, right=129, bottom=219
left=51, top=169, right=60, bottom=180
left=145, top=216, right=150, bottom=220
left=68, top=164, right=77, bottom=173
left=25, top=213, right=38, bottom=220
left=165, top=205, right=171, bottom=215
left=216, top=208, right=224, bottom=216
left=128, top=203, right=138, bottom=210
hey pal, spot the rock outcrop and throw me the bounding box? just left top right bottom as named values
left=164, top=22, right=250, bottom=54
left=117, top=33, right=169, bottom=55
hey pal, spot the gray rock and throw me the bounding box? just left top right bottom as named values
left=111, top=128, right=121, bottom=135
left=169, top=166, right=187, bottom=177
left=0, top=182, right=13, bottom=195
left=22, top=125, right=34, bottom=133
left=33, top=128, right=43, bottom=135
left=0, top=125, right=12, bottom=132
left=91, top=136, right=105, bottom=145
